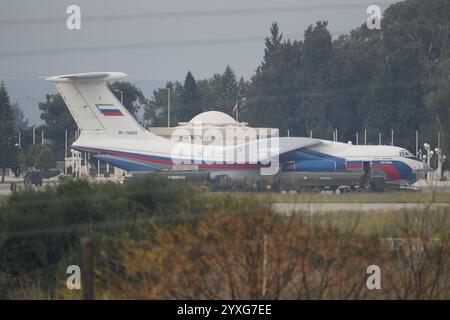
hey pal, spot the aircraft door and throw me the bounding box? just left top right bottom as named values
left=362, top=161, right=372, bottom=187
left=363, top=161, right=372, bottom=176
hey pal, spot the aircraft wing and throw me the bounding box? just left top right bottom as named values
left=276, top=137, right=323, bottom=155
left=235, top=137, right=323, bottom=163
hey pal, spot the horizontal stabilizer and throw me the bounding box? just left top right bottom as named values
left=47, top=72, right=127, bottom=82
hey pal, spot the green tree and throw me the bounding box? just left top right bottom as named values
left=143, top=82, right=183, bottom=127
left=303, top=21, right=332, bottom=77
left=425, top=55, right=450, bottom=159
left=180, top=71, right=202, bottom=122
left=294, top=21, right=334, bottom=138
left=26, top=145, right=43, bottom=168
left=0, top=81, right=19, bottom=182
left=246, top=23, right=302, bottom=134
left=261, top=22, right=283, bottom=70
left=34, top=147, right=56, bottom=170
left=11, top=103, right=29, bottom=131
left=217, top=65, right=239, bottom=113
left=39, top=94, right=77, bottom=161
left=108, top=81, right=147, bottom=118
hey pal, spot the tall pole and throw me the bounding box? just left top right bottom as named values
left=167, top=87, right=171, bottom=128
left=41, top=130, right=44, bottom=146
left=379, top=133, right=381, bottom=145
left=18, top=130, right=21, bottom=149
left=262, top=235, right=268, bottom=298
left=438, top=130, right=441, bottom=149
left=391, top=129, right=393, bottom=146
left=32, top=125, right=36, bottom=145
left=80, top=237, right=94, bottom=300
left=436, top=148, right=443, bottom=180
left=287, top=129, right=290, bottom=137
left=335, top=129, right=338, bottom=142
left=84, top=152, right=87, bottom=176
left=64, top=130, right=68, bottom=174
left=97, top=152, right=100, bottom=179
left=415, top=130, right=419, bottom=157
left=364, top=129, right=367, bottom=145
left=65, top=130, right=68, bottom=158
left=356, top=132, right=359, bottom=145
left=425, top=144, right=432, bottom=180
left=310, top=130, right=312, bottom=138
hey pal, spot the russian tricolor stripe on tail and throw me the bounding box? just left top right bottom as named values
left=96, top=104, right=123, bottom=116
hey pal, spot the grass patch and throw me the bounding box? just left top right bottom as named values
left=256, top=191, right=450, bottom=204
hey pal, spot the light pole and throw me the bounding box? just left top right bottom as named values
left=415, top=130, right=419, bottom=157
left=64, top=129, right=68, bottom=174
left=167, top=87, right=171, bottom=127
left=424, top=143, right=434, bottom=180
left=435, top=148, right=447, bottom=181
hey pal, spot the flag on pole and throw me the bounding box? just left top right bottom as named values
left=233, top=101, right=239, bottom=113
left=233, top=101, right=239, bottom=122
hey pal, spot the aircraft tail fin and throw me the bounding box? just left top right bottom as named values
left=47, top=72, right=147, bottom=138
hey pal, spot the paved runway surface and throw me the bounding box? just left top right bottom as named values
left=0, top=183, right=12, bottom=196
left=272, top=202, right=450, bottom=214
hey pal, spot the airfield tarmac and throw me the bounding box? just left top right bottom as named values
left=271, top=202, right=450, bottom=214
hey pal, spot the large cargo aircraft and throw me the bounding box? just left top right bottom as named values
left=47, top=72, right=430, bottom=183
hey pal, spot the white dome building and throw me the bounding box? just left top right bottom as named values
left=187, top=111, right=238, bottom=126
left=150, top=111, right=277, bottom=146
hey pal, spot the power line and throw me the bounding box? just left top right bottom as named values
left=0, top=70, right=47, bottom=77
left=0, top=2, right=394, bottom=27
left=0, top=34, right=307, bottom=58
left=0, top=27, right=352, bottom=59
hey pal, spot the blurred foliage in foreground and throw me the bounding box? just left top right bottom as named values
left=0, top=179, right=449, bottom=299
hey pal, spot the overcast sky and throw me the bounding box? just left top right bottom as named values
left=0, top=0, right=397, bottom=124
left=0, top=0, right=398, bottom=80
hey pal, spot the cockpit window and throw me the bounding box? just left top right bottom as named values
left=400, top=149, right=419, bottom=160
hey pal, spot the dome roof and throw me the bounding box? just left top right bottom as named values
left=189, top=111, right=237, bottom=125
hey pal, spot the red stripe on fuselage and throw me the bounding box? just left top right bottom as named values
left=77, top=147, right=263, bottom=170
left=373, top=163, right=401, bottom=180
